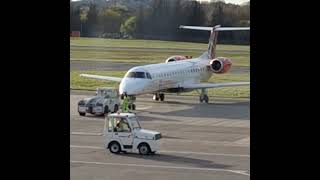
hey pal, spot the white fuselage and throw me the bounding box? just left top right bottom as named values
left=119, top=56, right=212, bottom=95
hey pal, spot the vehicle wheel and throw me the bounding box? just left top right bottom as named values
left=159, top=94, right=165, bottom=101
left=109, top=142, right=121, bottom=154
left=204, top=95, right=209, bottom=103
left=138, top=143, right=150, bottom=155
left=132, top=104, right=136, bottom=110
left=104, top=105, right=109, bottom=114
left=79, top=112, right=85, bottom=116
left=113, top=104, right=119, bottom=112
left=128, top=104, right=132, bottom=110
left=199, top=96, right=203, bottom=103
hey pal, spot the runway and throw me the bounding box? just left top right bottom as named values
left=70, top=90, right=250, bottom=180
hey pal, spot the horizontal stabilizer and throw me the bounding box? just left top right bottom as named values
left=179, top=25, right=250, bottom=31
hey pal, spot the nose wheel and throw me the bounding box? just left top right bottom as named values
left=200, top=94, right=209, bottom=103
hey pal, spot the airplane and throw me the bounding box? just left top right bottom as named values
left=80, top=25, right=250, bottom=110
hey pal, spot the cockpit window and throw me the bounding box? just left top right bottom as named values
left=126, top=72, right=146, bottom=78
left=125, top=71, right=152, bottom=79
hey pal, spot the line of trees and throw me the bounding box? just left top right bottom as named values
left=70, top=0, right=250, bottom=45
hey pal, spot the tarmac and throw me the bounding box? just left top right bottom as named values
left=70, top=91, right=250, bottom=180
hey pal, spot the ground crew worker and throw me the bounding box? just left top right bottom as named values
left=115, top=119, right=130, bottom=132
left=122, top=93, right=129, bottom=112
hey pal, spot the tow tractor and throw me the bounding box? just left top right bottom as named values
left=78, top=87, right=120, bottom=116
left=104, top=112, right=162, bottom=155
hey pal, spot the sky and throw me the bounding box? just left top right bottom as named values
left=71, top=0, right=249, bottom=5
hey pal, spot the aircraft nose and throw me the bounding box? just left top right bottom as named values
left=119, top=79, right=136, bottom=95
left=119, top=79, right=147, bottom=95
left=119, top=81, right=128, bottom=95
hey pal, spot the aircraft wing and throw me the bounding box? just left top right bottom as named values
left=80, top=74, right=122, bottom=82
left=184, top=82, right=250, bottom=89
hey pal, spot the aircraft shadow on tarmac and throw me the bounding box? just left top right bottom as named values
left=139, top=102, right=250, bottom=120
left=161, top=100, right=249, bottom=106
left=119, top=153, right=232, bottom=169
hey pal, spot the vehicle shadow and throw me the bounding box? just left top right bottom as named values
left=137, top=114, right=181, bottom=122
left=119, top=153, right=232, bottom=169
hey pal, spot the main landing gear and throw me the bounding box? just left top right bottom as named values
left=128, top=96, right=136, bottom=110
left=128, top=103, right=136, bottom=110
left=199, top=88, right=209, bottom=103
left=153, top=93, right=165, bottom=101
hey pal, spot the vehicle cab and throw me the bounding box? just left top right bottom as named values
left=104, top=113, right=162, bottom=155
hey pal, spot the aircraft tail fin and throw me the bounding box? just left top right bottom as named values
left=179, top=25, right=250, bottom=59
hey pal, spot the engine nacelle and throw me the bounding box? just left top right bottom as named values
left=165, top=55, right=187, bottom=63
left=210, top=57, right=232, bottom=74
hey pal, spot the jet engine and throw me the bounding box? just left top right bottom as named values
left=165, top=56, right=187, bottom=63
left=209, top=57, right=232, bottom=74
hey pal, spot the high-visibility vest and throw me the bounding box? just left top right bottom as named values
left=122, top=97, right=129, bottom=112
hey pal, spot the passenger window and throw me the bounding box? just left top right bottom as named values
left=108, top=117, right=114, bottom=132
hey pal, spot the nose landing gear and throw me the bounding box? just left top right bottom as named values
left=128, top=95, right=136, bottom=110
left=199, top=88, right=209, bottom=103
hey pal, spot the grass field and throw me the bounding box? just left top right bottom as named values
left=70, top=38, right=250, bottom=98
